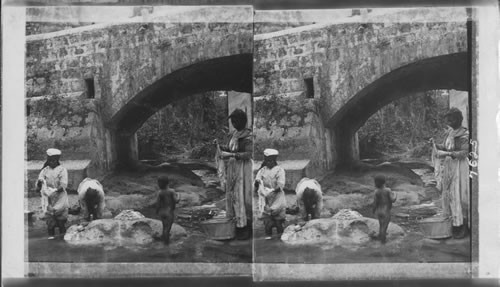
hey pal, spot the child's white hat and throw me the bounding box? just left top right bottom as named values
left=263, top=148, right=278, bottom=156
left=46, top=148, right=62, bottom=156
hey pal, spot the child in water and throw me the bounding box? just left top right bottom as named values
left=372, top=175, right=397, bottom=244
left=156, top=176, right=180, bottom=244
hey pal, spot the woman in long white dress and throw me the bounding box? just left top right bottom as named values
left=431, top=108, right=470, bottom=239
left=215, top=109, right=253, bottom=240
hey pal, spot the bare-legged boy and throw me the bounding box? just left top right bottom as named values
left=156, top=176, right=180, bottom=244
left=372, top=175, right=397, bottom=244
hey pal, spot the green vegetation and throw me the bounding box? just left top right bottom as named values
left=137, top=92, right=228, bottom=161
left=358, top=91, right=451, bottom=160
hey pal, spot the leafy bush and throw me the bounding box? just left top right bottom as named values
left=137, top=92, right=228, bottom=161
left=358, top=91, right=450, bottom=160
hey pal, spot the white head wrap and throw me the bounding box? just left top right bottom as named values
left=46, top=148, right=62, bottom=156
left=263, top=148, right=278, bottom=157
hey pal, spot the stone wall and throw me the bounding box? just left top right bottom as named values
left=253, top=21, right=467, bottom=176
left=319, top=22, right=467, bottom=126
left=253, top=95, right=316, bottom=161
left=26, top=21, right=252, bottom=172
left=26, top=11, right=467, bottom=177
left=254, top=22, right=467, bottom=123
left=25, top=25, right=107, bottom=100
left=253, top=24, right=327, bottom=167
left=26, top=95, right=98, bottom=160
left=26, top=21, right=252, bottom=113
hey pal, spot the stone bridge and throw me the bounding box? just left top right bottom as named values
left=26, top=8, right=469, bottom=184
left=253, top=16, right=468, bottom=179
left=26, top=21, right=253, bottom=176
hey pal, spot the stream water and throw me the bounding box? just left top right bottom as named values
left=27, top=162, right=470, bottom=264
left=253, top=166, right=471, bottom=264
left=27, top=168, right=252, bottom=263
left=28, top=228, right=251, bottom=263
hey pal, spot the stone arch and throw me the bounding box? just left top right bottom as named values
left=328, top=52, right=469, bottom=164
left=108, top=53, right=253, bottom=169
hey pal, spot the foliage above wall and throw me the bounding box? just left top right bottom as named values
left=358, top=90, right=450, bottom=160
left=136, top=92, right=228, bottom=161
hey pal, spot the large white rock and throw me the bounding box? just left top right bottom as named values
left=281, top=216, right=405, bottom=248
left=64, top=212, right=187, bottom=245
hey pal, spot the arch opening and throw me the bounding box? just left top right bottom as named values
left=328, top=52, right=469, bottom=166
left=109, top=53, right=253, bottom=170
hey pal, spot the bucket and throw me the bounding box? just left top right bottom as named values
left=418, top=216, right=452, bottom=239
left=200, top=218, right=236, bottom=240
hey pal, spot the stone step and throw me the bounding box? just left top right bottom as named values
left=26, top=160, right=91, bottom=193
left=253, top=160, right=309, bottom=191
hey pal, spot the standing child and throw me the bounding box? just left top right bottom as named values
left=156, top=176, right=180, bottom=244
left=37, top=148, right=69, bottom=240
left=254, top=149, right=287, bottom=240
left=372, top=175, right=397, bottom=244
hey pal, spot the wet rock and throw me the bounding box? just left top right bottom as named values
left=104, top=184, right=209, bottom=212
left=214, top=198, right=226, bottom=210
left=64, top=215, right=187, bottom=245
left=321, top=188, right=421, bottom=214
left=332, top=209, right=363, bottom=220
left=322, top=163, right=424, bottom=190
left=281, top=217, right=404, bottom=248
left=373, top=163, right=424, bottom=186
left=392, top=182, right=426, bottom=203
left=175, top=184, right=207, bottom=208
left=322, top=176, right=374, bottom=195
left=393, top=190, right=420, bottom=207
left=399, top=202, right=439, bottom=217
left=177, top=204, right=221, bottom=221
left=100, top=168, right=205, bottom=199
left=207, top=239, right=225, bottom=246
left=105, top=194, right=156, bottom=212
left=148, top=165, right=205, bottom=187
left=392, top=182, right=425, bottom=194
left=395, top=212, right=410, bottom=219
left=114, top=209, right=145, bottom=220
left=322, top=194, right=373, bottom=214
left=422, top=238, right=442, bottom=245
left=101, top=175, right=156, bottom=196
